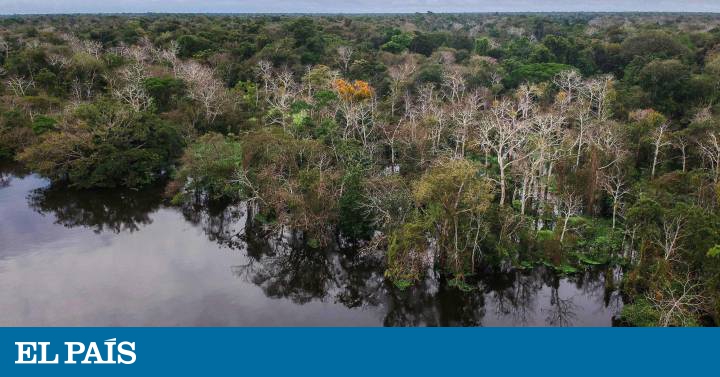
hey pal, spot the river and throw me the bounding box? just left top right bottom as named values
left=0, top=164, right=623, bottom=326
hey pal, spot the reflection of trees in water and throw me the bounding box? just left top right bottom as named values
left=27, top=183, right=163, bottom=233
left=183, top=201, right=623, bottom=326
left=234, top=226, right=387, bottom=306
left=0, top=172, right=10, bottom=188
left=383, top=273, right=487, bottom=326
left=0, top=162, right=29, bottom=189
left=485, top=269, right=544, bottom=326
left=544, top=285, right=579, bottom=327
left=180, top=201, right=247, bottom=250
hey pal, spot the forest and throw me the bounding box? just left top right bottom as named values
left=0, top=12, right=719, bottom=326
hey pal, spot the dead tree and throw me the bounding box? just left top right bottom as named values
left=650, top=122, right=671, bottom=178
left=556, top=192, right=583, bottom=243
left=672, top=133, right=690, bottom=173
left=656, top=217, right=685, bottom=261
left=698, top=131, right=720, bottom=184
left=112, top=63, right=153, bottom=112
left=6, top=76, right=34, bottom=97
left=477, top=99, right=529, bottom=206
left=600, top=166, right=629, bottom=229
left=336, top=46, right=354, bottom=74
left=647, top=271, right=706, bottom=327
left=176, top=60, right=227, bottom=123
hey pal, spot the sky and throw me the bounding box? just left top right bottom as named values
left=2, top=0, right=720, bottom=14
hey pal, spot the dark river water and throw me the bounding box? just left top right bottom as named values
left=0, top=164, right=623, bottom=326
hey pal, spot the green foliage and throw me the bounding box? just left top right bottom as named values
left=382, top=32, right=414, bottom=53
left=708, top=245, right=720, bottom=258
left=621, top=298, right=661, bottom=327
left=177, top=34, right=213, bottom=58
left=144, top=77, right=186, bottom=112
left=171, top=132, right=244, bottom=203
left=0, top=110, right=35, bottom=159
left=386, top=218, right=429, bottom=285
left=18, top=101, right=183, bottom=188
left=474, top=37, right=491, bottom=56
left=504, top=62, right=574, bottom=87
left=620, top=31, right=690, bottom=61
left=409, top=32, right=449, bottom=56
left=412, top=158, right=494, bottom=278
left=30, top=115, right=56, bottom=135
left=338, top=166, right=374, bottom=241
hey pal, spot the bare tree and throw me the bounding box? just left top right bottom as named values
left=647, top=271, right=706, bottom=327
left=48, top=53, right=71, bottom=70
left=600, top=166, right=629, bottom=229
left=449, top=91, right=481, bottom=158
left=6, top=76, right=34, bottom=97
left=590, top=122, right=626, bottom=170
left=82, top=39, right=103, bottom=59
left=414, top=83, right=446, bottom=154
left=569, top=99, right=593, bottom=168
left=264, top=68, right=299, bottom=128
left=528, top=113, right=565, bottom=209
left=158, top=40, right=181, bottom=76
left=176, top=60, right=227, bottom=123
left=378, top=121, right=403, bottom=168
left=112, top=63, right=153, bottom=112
left=336, top=46, right=354, bottom=74
left=387, top=56, right=417, bottom=117
left=583, top=74, right=614, bottom=121
left=672, top=133, right=690, bottom=173
left=650, top=122, right=671, bottom=178
left=656, top=217, right=685, bottom=261
left=512, top=156, right=535, bottom=215
left=553, top=69, right=583, bottom=111
left=477, top=99, right=529, bottom=206
left=256, top=60, right=273, bottom=93
left=516, top=84, right=539, bottom=119
left=442, top=66, right=466, bottom=102
left=556, top=192, right=583, bottom=243
left=697, top=131, right=720, bottom=184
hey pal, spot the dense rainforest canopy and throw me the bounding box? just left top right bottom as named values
left=1, top=13, right=719, bottom=326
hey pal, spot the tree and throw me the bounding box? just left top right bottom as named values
left=413, top=158, right=494, bottom=277
left=333, top=78, right=375, bottom=146
left=601, top=166, right=629, bottom=229
left=382, top=32, right=413, bottom=54
left=6, top=76, right=35, bottom=97
left=646, top=271, right=706, bottom=327
left=698, top=131, right=720, bottom=184
left=112, top=62, right=153, bottom=112
left=176, top=60, right=227, bottom=123
left=387, top=56, right=417, bottom=117
left=18, top=101, right=183, bottom=189
left=556, top=191, right=583, bottom=243
left=650, top=122, right=670, bottom=178
left=477, top=98, right=529, bottom=206
left=672, top=132, right=690, bottom=173
left=169, top=133, right=244, bottom=202
left=336, top=46, right=354, bottom=74
left=656, top=216, right=685, bottom=261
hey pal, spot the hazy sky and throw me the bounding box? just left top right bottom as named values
left=3, top=1, right=720, bottom=14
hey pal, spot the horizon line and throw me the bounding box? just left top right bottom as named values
left=2, top=11, right=720, bottom=16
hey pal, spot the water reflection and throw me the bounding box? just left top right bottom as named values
left=0, top=169, right=623, bottom=326
left=27, top=183, right=164, bottom=233
left=0, top=163, right=28, bottom=189
left=180, top=201, right=247, bottom=250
